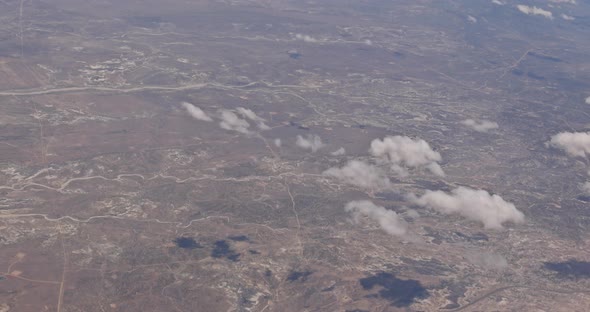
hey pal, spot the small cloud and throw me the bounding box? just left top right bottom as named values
left=331, top=147, right=346, bottom=156
left=581, top=182, right=590, bottom=194
left=345, top=200, right=407, bottom=236
left=549, top=132, right=590, bottom=158
left=561, top=13, right=575, bottom=20
left=461, top=119, right=499, bottom=133
left=364, top=39, right=373, bottom=45
left=516, top=5, right=554, bottom=19
left=412, top=187, right=525, bottom=229
left=236, top=107, right=270, bottom=130
left=467, top=252, right=508, bottom=270
left=468, top=15, right=478, bottom=23
left=549, top=0, right=576, bottom=4
left=219, top=109, right=251, bottom=134
left=296, top=134, right=324, bottom=152
left=295, top=33, right=320, bottom=43
left=274, top=138, right=282, bottom=147
left=236, top=107, right=258, bottom=120
left=370, top=136, right=444, bottom=176
left=492, top=0, right=504, bottom=5
left=585, top=96, right=590, bottom=105
left=181, top=102, right=213, bottom=122
left=323, top=160, right=391, bottom=190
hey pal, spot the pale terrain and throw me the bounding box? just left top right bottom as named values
left=1, top=0, right=590, bottom=311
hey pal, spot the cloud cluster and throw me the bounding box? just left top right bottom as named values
left=370, top=136, right=444, bottom=176
left=516, top=5, right=553, bottom=19
left=216, top=107, right=270, bottom=134
left=181, top=102, right=213, bottom=122
left=296, top=134, right=325, bottom=152
left=182, top=103, right=271, bottom=135
left=461, top=119, right=499, bottom=133
left=236, top=107, right=270, bottom=130
left=345, top=200, right=407, bottom=236
left=412, top=187, right=525, bottom=229
left=219, top=109, right=251, bottom=134
left=549, top=132, right=590, bottom=158
left=323, top=160, right=391, bottom=190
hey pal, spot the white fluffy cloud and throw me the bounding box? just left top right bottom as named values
left=549, top=132, right=590, bottom=158
left=370, top=136, right=444, bottom=176
left=331, top=147, right=346, bottom=156
left=296, top=134, right=325, bottom=152
left=181, top=102, right=213, bottom=122
left=468, top=15, right=477, bottom=23
left=585, top=96, right=590, bottom=105
left=517, top=5, right=553, bottom=19
left=412, top=187, right=525, bottom=229
left=274, top=138, right=282, bottom=147
left=345, top=200, right=407, bottom=236
left=492, top=0, right=504, bottom=5
left=236, top=107, right=270, bottom=130
left=219, top=109, right=251, bottom=134
left=461, top=119, right=499, bottom=133
left=323, top=160, right=391, bottom=190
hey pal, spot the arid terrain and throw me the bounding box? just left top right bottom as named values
left=1, top=0, right=590, bottom=311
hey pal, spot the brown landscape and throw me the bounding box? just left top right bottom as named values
left=1, top=0, right=590, bottom=311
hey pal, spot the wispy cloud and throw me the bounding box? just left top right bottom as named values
left=405, top=209, right=420, bottom=218
left=561, top=14, right=575, bottom=20
left=370, top=136, right=444, bottom=176
left=516, top=5, right=553, bottom=19
left=467, top=252, right=508, bottom=270
left=345, top=200, right=407, bottom=236
left=461, top=119, right=499, bottom=133
left=181, top=102, right=213, bottom=122
left=492, top=0, right=504, bottom=5
left=236, top=107, right=270, bottom=130
left=219, top=109, right=251, bottom=134
left=331, top=147, right=346, bottom=156
left=549, top=132, right=590, bottom=158
left=549, top=0, right=576, bottom=4
left=412, top=187, right=525, bottom=229
left=323, top=160, right=391, bottom=190
left=296, top=134, right=325, bottom=152
left=295, top=33, right=320, bottom=43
